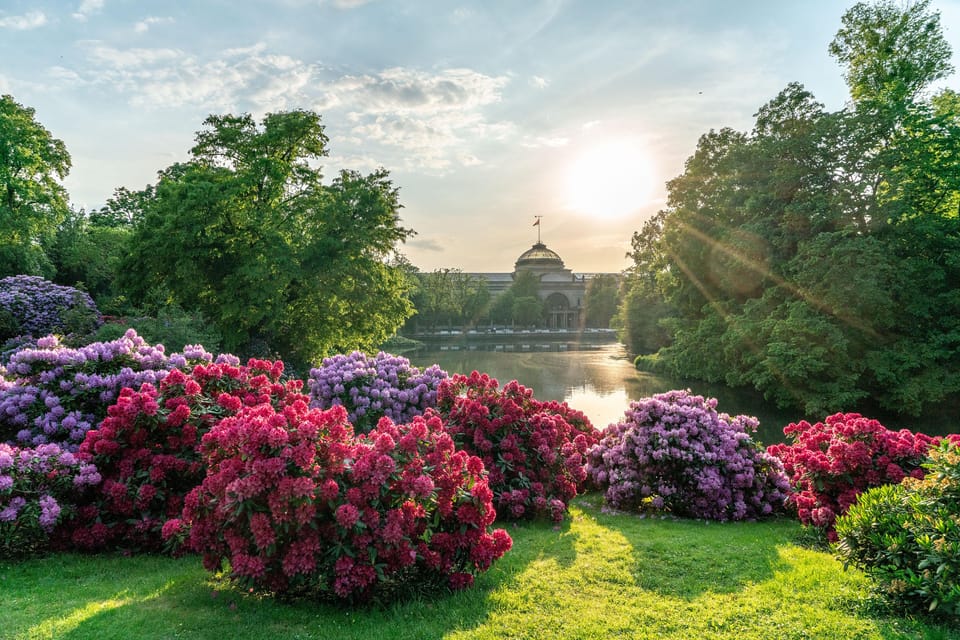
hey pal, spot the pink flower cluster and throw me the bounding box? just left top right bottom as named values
left=435, top=371, right=598, bottom=522
left=767, top=412, right=939, bottom=539
left=171, top=400, right=510, bottom=601
left=68, top=358, right=300, bottom=551
left=587, top=390, right=790, bottom=521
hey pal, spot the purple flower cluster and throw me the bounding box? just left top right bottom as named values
left=586, top=390, right=790, bottom=521
left=0, top=330, right=218, bottom=450
left=0, top=275, right=100, bottom=337
left=307, top=351, right=448, bottom=433
left=1, top=441, right=100, bottom=557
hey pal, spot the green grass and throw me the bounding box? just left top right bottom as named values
left=2, top=496, right=957, bottom=640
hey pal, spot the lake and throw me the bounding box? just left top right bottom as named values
left=408, top=343, right=956, bottom=445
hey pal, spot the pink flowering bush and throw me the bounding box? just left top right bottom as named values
left=67, top=358, right=299, bottom=551
left=587, top=390, right=790, bottom=521
left=767, top=412, right=939, bottom=539
left=0, top=442, right=100, bottom=557
left=435, top=371, right=598, bottom=523
left=307, top=351, right=448, bottom=433
left=169, top=400, right=511, bottom=602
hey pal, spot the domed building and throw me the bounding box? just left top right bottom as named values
left=474, top=241, right=597, bottom=330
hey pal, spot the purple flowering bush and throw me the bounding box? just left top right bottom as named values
left=308, top=351, right=448, bottom=433
left=0, top=330, right=217, bottom=450
left=0, top=275, right=101, bottom=339
left=0, top=442, right=101, bottom=558
left=587, top=390, right=790, bottom=521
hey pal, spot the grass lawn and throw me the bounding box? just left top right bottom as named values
left=2, top=495, right=957, bottom=640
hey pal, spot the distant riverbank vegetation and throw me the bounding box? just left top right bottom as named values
left=615, top=0, right=960, bottom=419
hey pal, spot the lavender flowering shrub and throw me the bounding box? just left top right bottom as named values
left=0, top=330, right=223, bottom=450
left=308, top=351, right=448, bottom=433
left=0, top=442, right=100, bottom=557
left=0, top=275, right=101, bottom=339
left=587, top=390, right=790, bottom=521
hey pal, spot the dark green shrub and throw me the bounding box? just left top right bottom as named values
left=835, top=440, right=960, bottom=618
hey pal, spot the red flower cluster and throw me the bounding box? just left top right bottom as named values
left=67, top=359, right=301, bottom=551
left=171, top=401, right=511, bottom=601
left=767, top=412, right=938, bottom=539
left=435, top=371, right=599, bottom=522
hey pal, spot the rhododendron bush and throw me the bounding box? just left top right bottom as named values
left=169, top=401, right=511, bottom=601
left=307, top=351, right=447, bottom=433
left=0, top=330, right=212, bottom=450
left=435, top=372, right=598, bottom=522
left=1, top=442, right=100, bottom=557
left=0, top=275, right=100, bottom=339
left=767, top=412, right=938, bottom=538
left=68, top=357, right=299, bottom=551
left=587, top=390, right=790, bottom=521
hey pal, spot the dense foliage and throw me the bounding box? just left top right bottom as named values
left=117, top=110, right=414, bottom=367
left=835, top=440, right=960, bottom=618
left=307, top=351, right=447, bottom=433
left=0, top=331, right=202, bottom=450
left=767, top=413, right=937, bottom=539
left=436, top=371, right=597, bottom=522
left=618, top=1, right=960, bottom=416
left=587, top=390, right=790, bottom=520
left=408, top=268, right=492, bottom=332
left=69, top=358, right=296, bottom=552
left=170, top=401, right=511, bottom=601
left=0, top=275, right=100, bottom=340
left=0, top=442, right=100, bottom=558
left=0, top=95, right=71, bottom=278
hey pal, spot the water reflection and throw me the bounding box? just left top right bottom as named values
left=410, top=343, right=956, bottom=444
left=409, top=344, right=803, bottom=444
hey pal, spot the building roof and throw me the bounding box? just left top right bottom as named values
left=515, top=242, right=565, bottom=270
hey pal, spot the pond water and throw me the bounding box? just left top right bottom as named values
left=408, top=343, right=956, bottom=445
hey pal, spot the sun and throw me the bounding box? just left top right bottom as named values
left=563, top=140, right=657, bottom=219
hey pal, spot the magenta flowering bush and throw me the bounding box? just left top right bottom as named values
left=307, top=351, right=448, bottom=433
left=0, top=275, right=100, bottom=339
left=0, top=330, right=216, bottom=450
left=435, top=371, right=599, bottom=523
left=0, top=442, right=100, bottom=558
left=587, top=390, right=790, bottom=521
left=169, top=401, right=511, bottom=602
left=766, top=413, right=938, bottom=539
left=67, top=357, right=294, bottom=552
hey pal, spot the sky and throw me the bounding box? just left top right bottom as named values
left=2, top=1, right=960, bottom=274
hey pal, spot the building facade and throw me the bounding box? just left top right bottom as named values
left=469, top=242, right=612, bottom=330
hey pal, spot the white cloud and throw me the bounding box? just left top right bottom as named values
left=0, top=11, right=47, bottom=30
left=520, top=135, right=569, bottom=149
left=328, top=0, right=374, bottom=8
left=134, top=16, right=174, bottom=34
left=73, top=0, right=104, bottom=21
left=73, top=43, right=512, bottom=171
left=530, top=75, right=549, bottom=89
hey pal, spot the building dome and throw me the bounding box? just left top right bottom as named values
left=514, top=242, right=565, bottom=270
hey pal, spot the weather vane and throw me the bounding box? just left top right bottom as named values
left=533, top=215, right=542, bottom=243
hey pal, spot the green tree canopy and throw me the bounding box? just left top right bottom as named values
left=0, top=94, right=71, bottom=277
left=619, top=0, right=960, bottom=416
left=119, top=110, right=414, bottom=367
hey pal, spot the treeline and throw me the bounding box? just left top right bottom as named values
left=616, top=0, right=960, bottom=416
left=1, top=105, right=415, bottom=369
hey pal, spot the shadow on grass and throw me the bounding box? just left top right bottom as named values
left=575, top=495, right=795, bottom=600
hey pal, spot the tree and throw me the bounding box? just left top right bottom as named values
left=410, top=268, right=490, bottom=331
left=583, top=274, right=619, bottom=328
left=119, top=110, right=414, bottom=367
left=49, top=208, right=131, bottom=308
left=829, top=0, right=953, bottom=107
left=0, top=95, right=71, bottom=277
left=620, top=0, right=960, bottom=415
